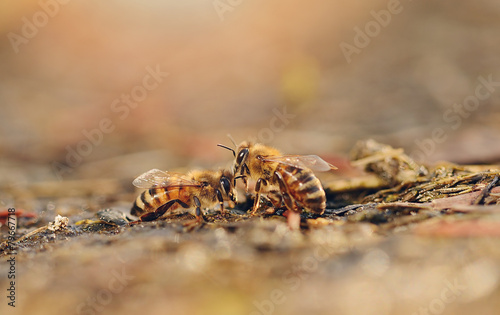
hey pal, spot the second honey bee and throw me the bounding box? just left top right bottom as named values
left=131, top=168, right=237, bottom=222
left=218, top=141, right=337, bottom=229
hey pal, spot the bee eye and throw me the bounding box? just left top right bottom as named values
left=220, top=178, right=231, bottom=195
left=236, top=148, right=248, bottom=165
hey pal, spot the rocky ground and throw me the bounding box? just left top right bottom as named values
left=1, top=140, right=500, bottom=315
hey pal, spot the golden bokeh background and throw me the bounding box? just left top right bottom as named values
left=1, top=0, right=500, bottom=175
left=2, top=2, right=500, bottom=315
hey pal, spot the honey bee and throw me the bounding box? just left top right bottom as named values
left=131, top=168, right=237, bottom=222
left=218, top=141, right=337, bottom=229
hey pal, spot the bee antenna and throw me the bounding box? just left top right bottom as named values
left=226, top=134, right=237, bottom=147
left=217, top=144, right=235, bottom=157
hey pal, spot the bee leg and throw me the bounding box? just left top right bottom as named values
left=265, top=191, right=282, bottom=214
left=235, top=164, right=250, bottom=191
left=236, top=164, right=250, bottom=192
left=193, top=196, right=206, bottom=223
left=268, top=191, right=282, bottom=208
left=139, top=199, right=188, bottom=222
left=281, top=191, right=297, bottom=213
left=180, top=197, right=206, bottom=231
left=281, top=193, right=301, bottom=230
left=215, top=189, right=226, bottom=213
left=241, top=175, right=248, bottom=192
left=274, top=172, right=301, bottom=230
left=274, top=172, right=293, bottom=209
left=250, top=178, right=268, bottom=215
left=243, top=164, right=251, bottom=191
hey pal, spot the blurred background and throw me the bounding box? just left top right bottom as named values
left=2, top=2, right=500, bottom=315
left=1, top=0, right=500, bottom=181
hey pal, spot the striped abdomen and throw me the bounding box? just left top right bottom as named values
left=131, top=188, right=184, bottom=217
left=277, top=164, right=326, bottom=214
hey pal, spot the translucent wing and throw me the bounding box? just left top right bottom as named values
left=132, top=169, right=201, bottom=189
left=261, top=155, right=338, bottom=172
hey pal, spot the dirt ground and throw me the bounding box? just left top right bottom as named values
left=1, top=1, right=500, bottom=315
